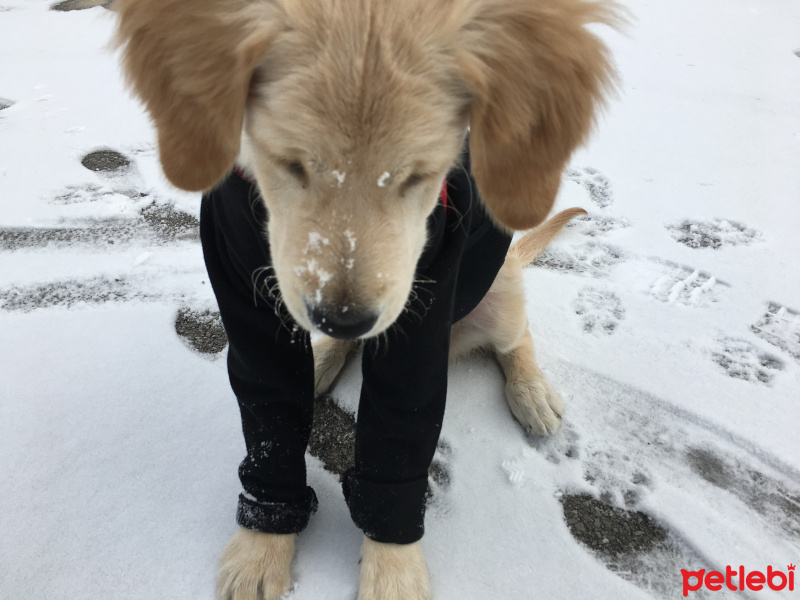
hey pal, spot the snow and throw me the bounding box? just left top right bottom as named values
left=1, top=1, right=799, bottom=599
left=331, top=170, right=346, bottom=187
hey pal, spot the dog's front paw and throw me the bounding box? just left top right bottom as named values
left=357, top=537, right=431, bottom=600
left=505, top=374, right=564, bottom=436
left=217, top=528, right=294, bottom=600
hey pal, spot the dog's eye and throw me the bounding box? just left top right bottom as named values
left=283, top=160, right=308, bottom=186
left=400, top=173, right=425, bottom=193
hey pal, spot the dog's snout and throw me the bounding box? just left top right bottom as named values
left=306, top=302, right=378, bottom=339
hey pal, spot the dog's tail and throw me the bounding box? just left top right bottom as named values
left=508, top=207, right=587, bottom=265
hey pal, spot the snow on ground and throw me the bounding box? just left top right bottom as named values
left=1, top=1, right=799, bottom=599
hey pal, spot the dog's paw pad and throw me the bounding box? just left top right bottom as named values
left=666, top=218, right=761, bottom=249
left=174, top=308, right=227, bottom=354
left=574, top=287, right=624, bottom=335
left=751, top=301, right=800, bottom=362
left=710, top=335, right=784, bottom=385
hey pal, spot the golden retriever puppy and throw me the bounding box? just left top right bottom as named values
left=116, top=0, right=617, bottom=598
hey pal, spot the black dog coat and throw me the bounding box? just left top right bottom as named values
left=200, top=148, right=511, bottom=543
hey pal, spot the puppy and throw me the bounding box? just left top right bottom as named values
left=115, top=0, right=618, bottom=598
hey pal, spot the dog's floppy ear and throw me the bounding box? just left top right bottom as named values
left=115, top=0, right=279, bottom=191
left=457, top=0, right=619, bottom=230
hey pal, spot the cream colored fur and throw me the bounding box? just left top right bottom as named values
left=217, top=529, right=294, bottom=600
left=358, top=538, right=431, bottom=600
left=115, top=0, right=617, bottom=595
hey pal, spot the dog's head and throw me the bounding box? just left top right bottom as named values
left=117, top=0, right=618, bottom=338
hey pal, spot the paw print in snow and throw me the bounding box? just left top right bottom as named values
left=49, top=183, right=113, bottom=205
left=534, top=243, right=624, bottom=278
left=574, top=287, right=625, bottom=335
left=566, top=212, right=630, bottom=237
left=751, top=302, right=800, bottom=362
left=666, top=218, right=761, bottom=249
left=710, top=336, right=784, bottom=385
left=566, top=167, right=613, bottom=208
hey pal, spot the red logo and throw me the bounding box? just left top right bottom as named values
left=681, top=564, right=795, bottom=596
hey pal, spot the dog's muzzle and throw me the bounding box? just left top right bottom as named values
left=306, top=301, right=379, bottom=339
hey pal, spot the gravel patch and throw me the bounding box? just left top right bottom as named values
left=174, top=308, right=227, bottom=354
left=0, top=275, right=151, bottom=311
left=0, top=203, right=198, bottom=251
left=561, top=493, right=668, bottom=557
left=141, top=203, right=199, bottom=241
left=81, top=150, right=131, bottom=172
left=308, top=394, right=449, bottom=504
left=309, top=395, right=357, bottom=478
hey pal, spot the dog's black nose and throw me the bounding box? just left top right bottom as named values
left=306, top=303, right=378, bottom=339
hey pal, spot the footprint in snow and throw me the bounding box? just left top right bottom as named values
left=526, top=419, right=581, bottom=464
left=649, top=261, right=728, bottom=307
left=686, top=446, right=800, bottom=539
left=533, top=242, right=625, bottom=278
left=751, top=301, right=800, bottom=363
left=427, top=440, right=452, bottom=505
left=0, top=203, right=198, bottom=251
left=50, top=0, right=116, bottom=10
left=174, top=307, right=228, bottom=355
left=527, top=366, right=800, bottom=598
left=81, top=149, right=131, bottom=173
left=560, top=493, right=667, bottom=558
left=0, top=149, right=199, bottom=251
left=0, top=97, right=13, bottom=129
left=566, top=167, right=614, bottom=208
left=565, top=211, right=630, bottom=237
left=0, top=275, right=155, bottom=312
left=666, top=218, right=761, bottom=249
left=573, top=287, right=625, bottom=335
left=710, top=335, right=784, bottom=385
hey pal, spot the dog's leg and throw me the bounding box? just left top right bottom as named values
left=217, top=528, right=294, bottom=600
left=453, top=254, right=563, bottom=435
left=357, top=537, right=431, bottom=600
left=312, top=335, right=358, bottom=396
left=494, top=328, right=563, bottom=436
